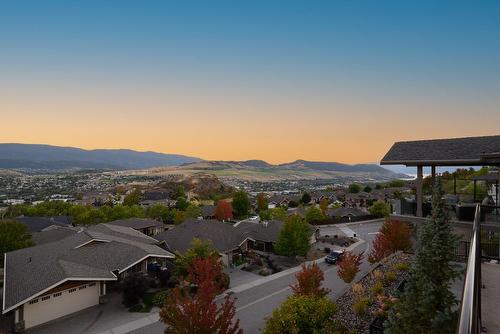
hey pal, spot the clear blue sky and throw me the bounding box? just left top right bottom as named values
left=1, top=1, right=499, bottom=163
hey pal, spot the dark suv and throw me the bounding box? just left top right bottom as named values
left=325, top=250, right=344, bottom=265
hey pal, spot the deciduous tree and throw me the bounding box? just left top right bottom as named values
left=348, top=183, right=361, bottom=194
left=368, top=220, right=412, bottom=263
left=368, top=200, right=391, bottom=218
left=215, top=200, right=233, bottom=221
left=0, top=220, right=35, bottom=266
left=160, top=257, right=242, bottom=334
left=291, top=263, right=330, bottom=298
left=232, top=191, right=251, bottom=218
left=256, top=193, right=268, bottom=212
left=305, top=206, right=325, bottom=223
left=275, top=215, right=311, bottom=257
left=319, top=198, right=329, bottom=214
left=337, top=251, right=364, bottom=283
left=123, top=188, right=142, bottom=206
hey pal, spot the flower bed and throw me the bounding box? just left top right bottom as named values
left=336, top=252, right=413, bottom=333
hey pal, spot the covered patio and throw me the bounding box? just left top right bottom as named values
left=381, top=135, right=500, bottom=219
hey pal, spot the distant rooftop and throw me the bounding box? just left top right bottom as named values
left=381, top=135, right=500, bottom=166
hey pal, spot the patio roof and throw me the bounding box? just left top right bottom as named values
left=381, top=135, right=500, bottom=167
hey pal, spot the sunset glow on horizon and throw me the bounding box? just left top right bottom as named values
left=1, top=1, right=499, bottom=164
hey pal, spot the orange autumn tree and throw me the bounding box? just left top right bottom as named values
left=368, top=220, right=412, bottom=263
left=160, top=256, right=242, bottom=334
left=215, top=200, right=233, bottom=221
left=291, top=262, right=330, bottom=298
left=337, top=251, right=364, bottom=283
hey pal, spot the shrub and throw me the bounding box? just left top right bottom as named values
left=371, top=269, right=383, bottom=280
left=153, top=290, right=169, bottom=307
left=122, top=273, right=149, bottom=307
left=394, top=262, right=409, bottom=271
left=368, top=220, right=412, bottom=263
left=371, top=281, right=384, bottom=296
left=384, top=271, right=397, bottom=285
left=291, top=263, right=330, bottom=298
left=353, top=298, right=370, bottom=316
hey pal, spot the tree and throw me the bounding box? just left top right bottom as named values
left=175, top=238, right=219, bottom=278
left=291, top=263, right=330, bottom=298
left=301, top=192, right=311, bottom=204
left=305, top=206, right=325, bottom=223
left=348, top=183, right=362, bottom=194
left=369, top=200, right=391, bottom=218
left=319, top=198, right=329, bottom=214
left=0, top=220, right=35, bottom=266
left=270, top=207, right=288, bottom=221
left=174, top=185, right=186, bottom=199
left=256, top=193, right=268, bottom=212
left=263, top=295, right=345, bottom=334
left=185, top=204, right=202, bottom=219
left=363, top=185, right=372, bottom=193
left=122, top=273, right=149, bottom=307
left=146, top=204, right=173, bottom=223
left=337, top=251, right=364, bottom=283
left=215, top=200, right=233, bottom=221
left=368, top=220, right=412, bottom=263
left=385, top=181, right=461, bottom=334
left=160, top=257, right=242, bottom=334
left=275, top=215, right=311, bottom=257
left=232, top=191, right=251, bottom=218
left=123, top=188, right=142, bottom=206
left=175, top=196, right=189, bottom=211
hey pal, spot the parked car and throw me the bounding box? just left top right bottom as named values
left=325, top=250, right=344, bottom=265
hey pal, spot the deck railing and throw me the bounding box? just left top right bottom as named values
left=457, top=204, right=482, bottom=334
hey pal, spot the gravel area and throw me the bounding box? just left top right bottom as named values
left=336, top=252, right=413, bottom=333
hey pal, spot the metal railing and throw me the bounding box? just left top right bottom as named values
left=457, top=204, right=482, bottom=334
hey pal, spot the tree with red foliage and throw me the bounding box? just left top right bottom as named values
left=160, top=256, right=242, bottom=334
left=337, top=251, right=364, bottom=283
left=215, top=200, right=233, bottom=221
left=290, top=262, right=330, bottom=298
left=368, top=220, right=412, bottom=263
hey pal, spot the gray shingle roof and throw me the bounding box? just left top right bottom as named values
left=154, top=219, right=243, bottom=254
left=381, top=135, right=500, bottom=166
left=107, top=218, right=164, bottom=230
left=15, top=216, right=72, bottom=233
left=31, top=227, right=78, bottom=245
left=3, top=223, right=173, bottom=313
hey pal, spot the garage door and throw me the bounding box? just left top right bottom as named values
left=23, top=282, right=99, bottom=329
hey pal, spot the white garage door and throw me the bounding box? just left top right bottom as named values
left=23, top=282, right=99, bottom=329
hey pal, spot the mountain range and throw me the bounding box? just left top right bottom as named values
left=0, top=143, right=406, bottom=179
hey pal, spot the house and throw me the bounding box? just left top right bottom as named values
left=154, top=219, right=249, bottom=266
left=235, top=220, right=318, bottom=253
left=201, top=205, right=216, bottom=219
left=154, top=219, right=319, bottom=265
left=309, top=191, right=338, bottom=204
left=326, top=207, right=368, bottom=218
left=107, top=218, right=165, bottom=236
left=15, top=216, right=73, bottom=233
left=2, top=223, right=174, bottom=331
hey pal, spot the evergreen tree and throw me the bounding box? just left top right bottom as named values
left=385, top=180, right=461, bottom=334
left=232, top=191, right=251, bottom=218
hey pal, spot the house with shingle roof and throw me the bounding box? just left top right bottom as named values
left=14, top=216, right=73, bottom=233
left=2, top=223, right=174, bottom=331
left=107, top=218, right=165, bottom=236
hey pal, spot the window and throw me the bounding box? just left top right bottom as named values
left=89, top=282, right=96, bottom=287
left=53, top=292, right=62, bottom=297
left=68, top=288, right=77, bottom=293
left=41, top=296, right=50, bottom=301
left=79, top=285, right=86, bottom=290
left=29, top=299, right=39, bottom=304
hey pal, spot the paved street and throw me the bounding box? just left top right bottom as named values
left=129, top=220, right=383, bottom=334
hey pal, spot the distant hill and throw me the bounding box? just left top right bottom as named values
left=0, top=143, right=201, bottom=170
left=161, top=159, right=407, bottom=181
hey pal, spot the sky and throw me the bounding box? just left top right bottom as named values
left=1, top=1, right=499, bottom=164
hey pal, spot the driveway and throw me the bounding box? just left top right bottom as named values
left=225, top=267, right=262, bottom=288
left=28, top=292, right=158, bottom=334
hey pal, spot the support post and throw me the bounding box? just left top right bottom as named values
left=416, top=165, right=423, bottom=217
left=431, top=166, right=436, bottom=182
